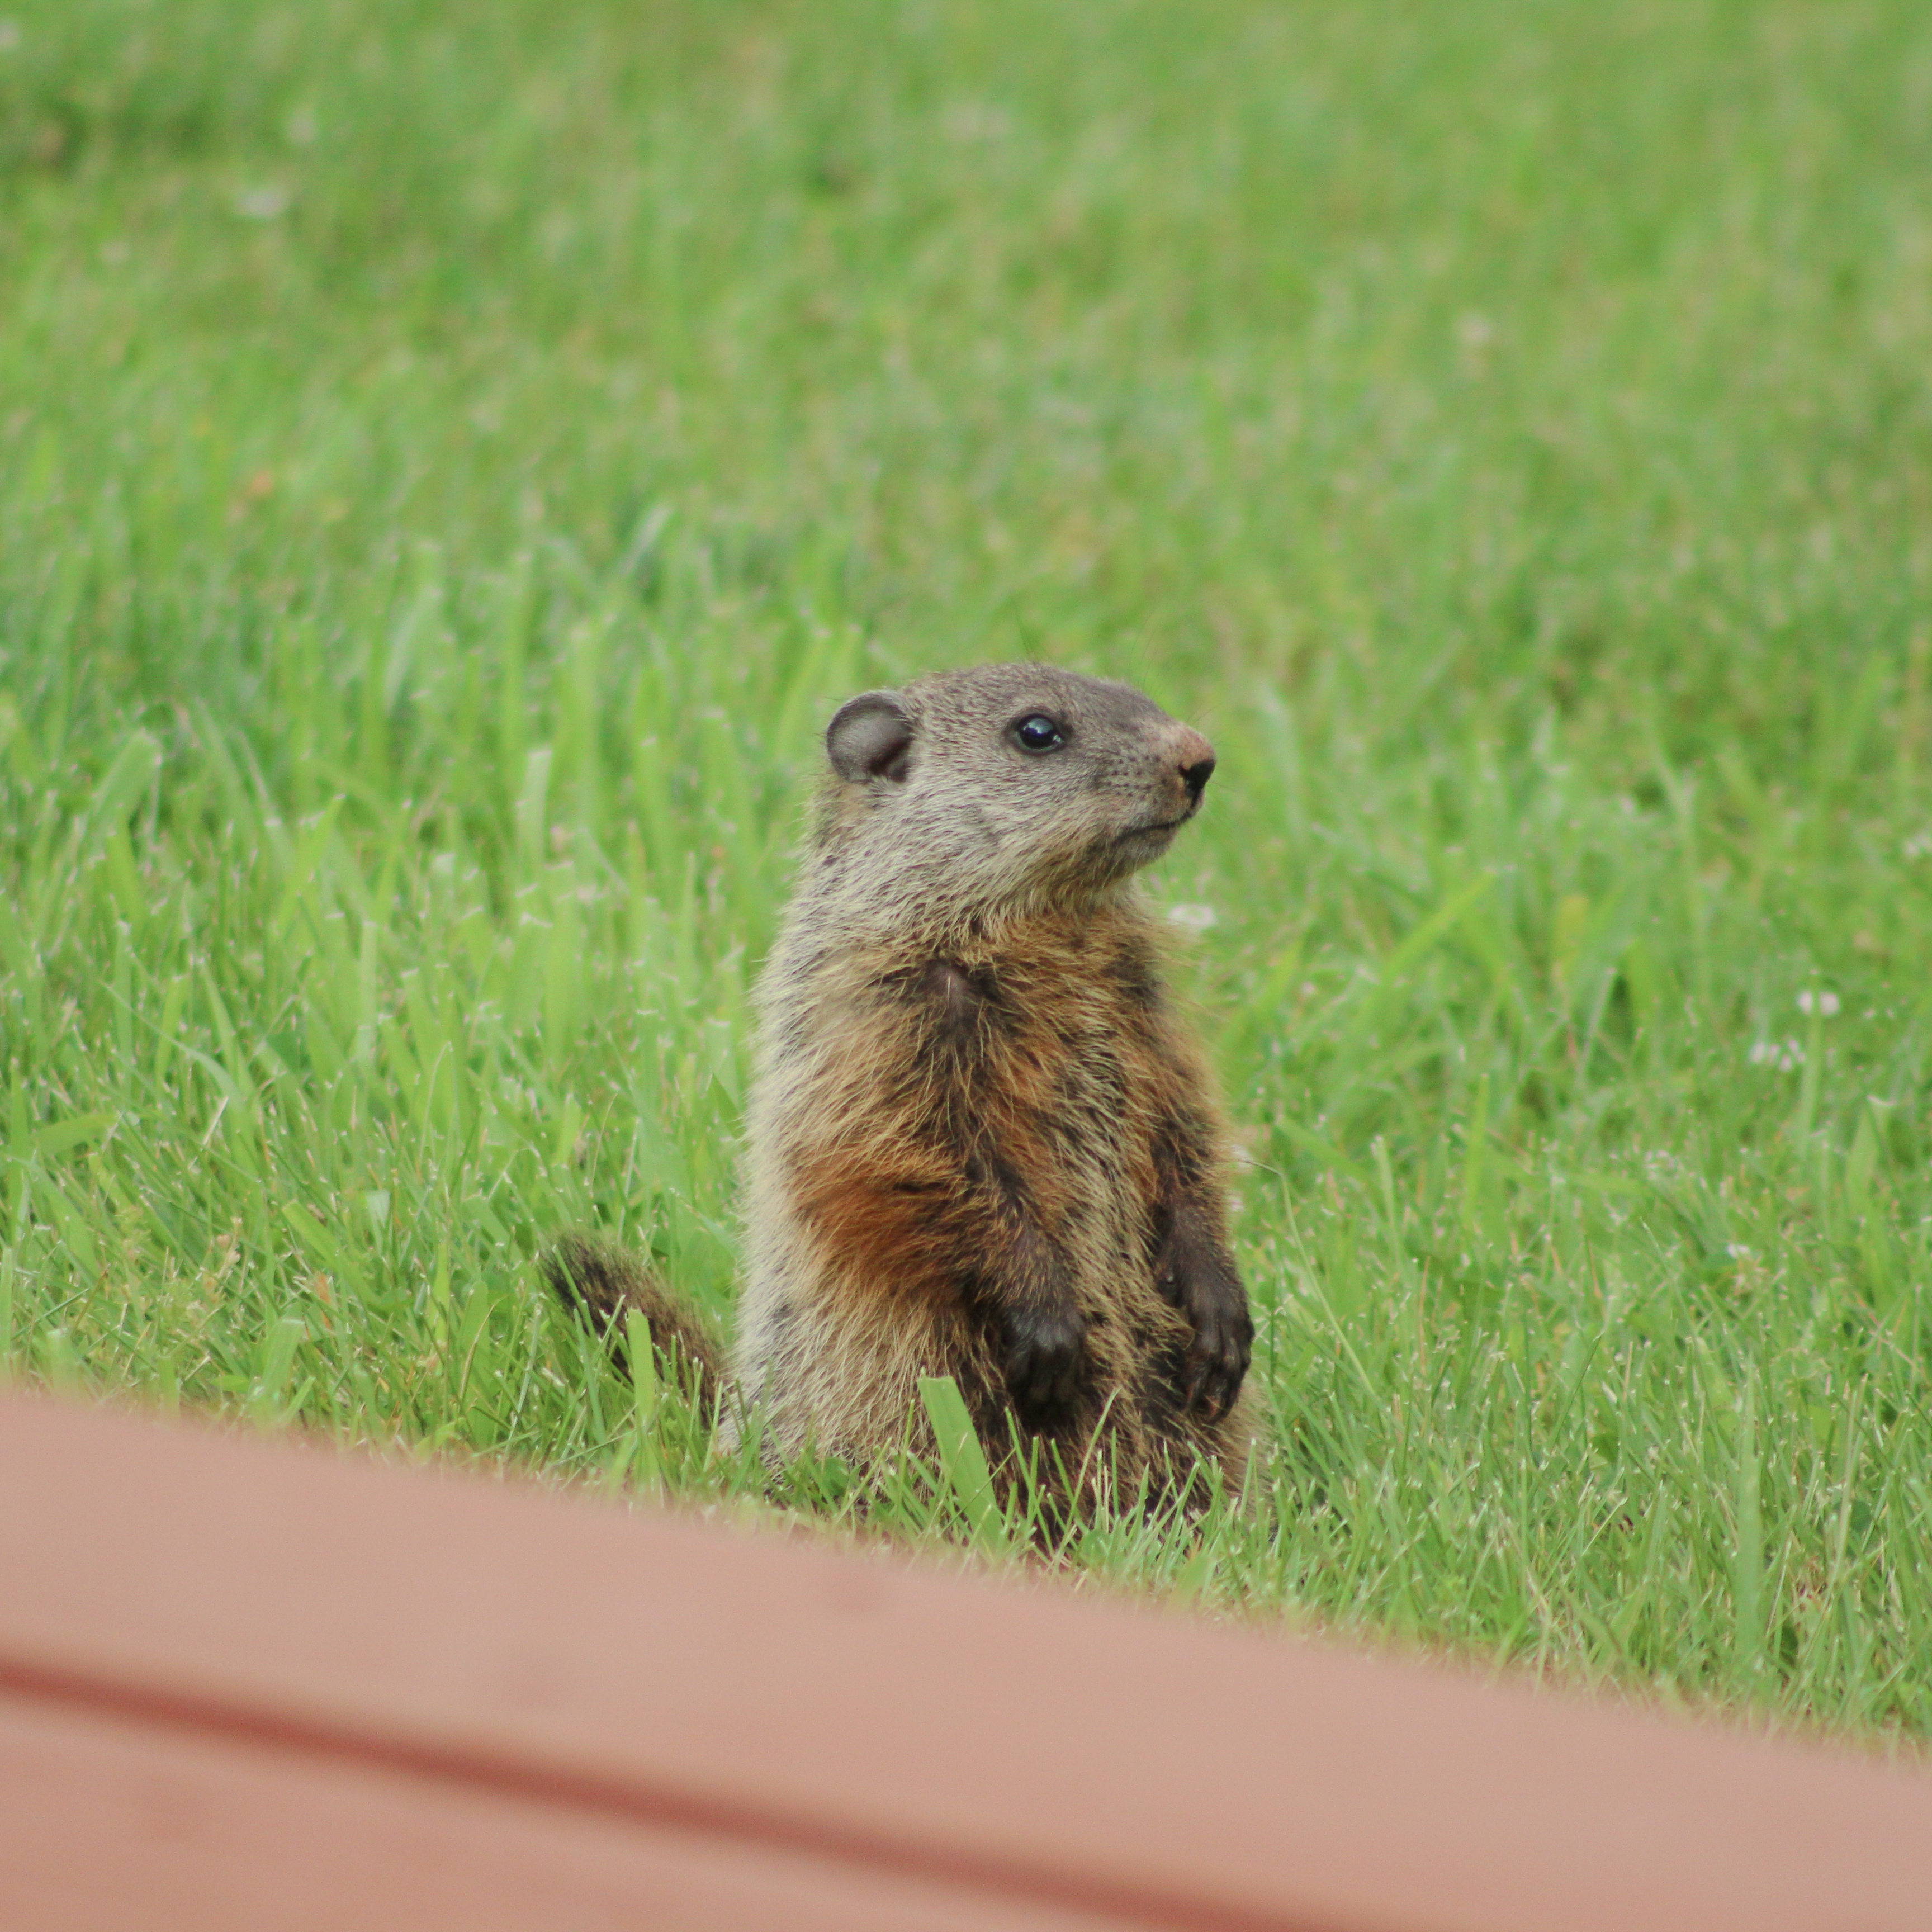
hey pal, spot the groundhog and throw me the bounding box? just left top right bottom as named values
left=548, top=664, right=1258, bottom=1514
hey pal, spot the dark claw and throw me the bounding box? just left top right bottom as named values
left=1183, top=1350, right=1208, bottom=1413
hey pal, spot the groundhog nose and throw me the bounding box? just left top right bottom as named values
left=1174, top=727, right=1216, bottom=807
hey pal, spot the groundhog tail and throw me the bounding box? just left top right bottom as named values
left=541, top=1232, right=724, bottom=1415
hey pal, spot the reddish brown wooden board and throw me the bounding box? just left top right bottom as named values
left=1, top=1391, right=1928, bottom=1931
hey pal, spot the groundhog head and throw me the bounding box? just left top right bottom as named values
left=817, top=664, right=1216, bottom=914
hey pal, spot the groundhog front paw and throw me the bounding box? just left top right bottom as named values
left=1000, top=1304, right=1087, bottom=1424
left=1178, top=1288, right=1253, bottom=1422
left=1152, top=1215, right=1254, bottom=1420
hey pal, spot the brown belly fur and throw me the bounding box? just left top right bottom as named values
left=735, top=901, right=1258, bottom=1513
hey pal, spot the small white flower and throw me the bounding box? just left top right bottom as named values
left=1725, top=1243, right=1753, bottom=1262
left=233, top=184, right=292, bottom=221
left=1797, top=990, right=1840, bottom=1017
left=1165, top=902, right=1218, bottom=932
left=1749, top=1038, right=1805, bottom=1072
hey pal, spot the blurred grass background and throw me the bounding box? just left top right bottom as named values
left=3, top=0, right=1931, bottom=1734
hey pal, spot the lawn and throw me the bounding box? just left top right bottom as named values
left=3, top=0, right=1931, bottom=1736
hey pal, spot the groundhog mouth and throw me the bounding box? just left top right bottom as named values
left=1117, top=811, right=1194, bottom=844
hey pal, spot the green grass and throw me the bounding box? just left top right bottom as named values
left=4, top=0, right=1932, bottom=1736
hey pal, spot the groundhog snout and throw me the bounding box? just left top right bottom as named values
left=1171, top=724, right=1216, bottom=811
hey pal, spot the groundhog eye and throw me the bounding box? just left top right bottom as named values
left=1011, top=714, right=1068, bottom=754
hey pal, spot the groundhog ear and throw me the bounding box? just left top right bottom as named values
left=825, top=690, right=914, bottom=784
